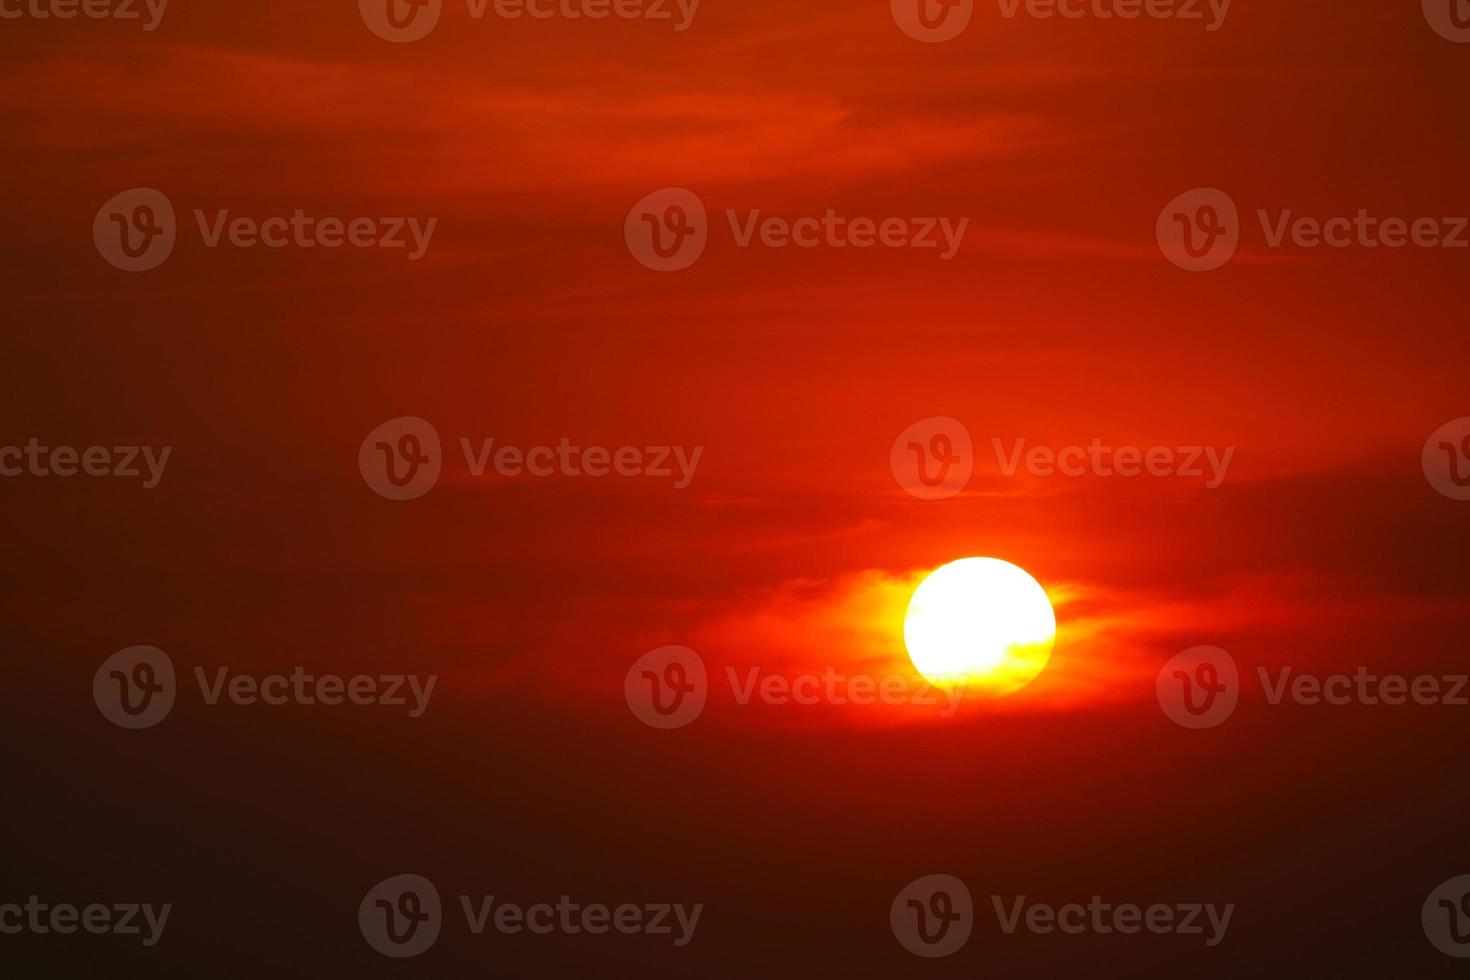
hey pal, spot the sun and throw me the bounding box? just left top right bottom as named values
left=903, top=557, right=1056, bottom=696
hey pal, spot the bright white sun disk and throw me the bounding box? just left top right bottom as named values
left=904, top=557, right=1056, bottom=694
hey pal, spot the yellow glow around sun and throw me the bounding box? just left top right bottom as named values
left=904, top=557, right=1056, bottom=696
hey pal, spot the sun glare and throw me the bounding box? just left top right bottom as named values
left=904, top=557, right=1056, bottom=696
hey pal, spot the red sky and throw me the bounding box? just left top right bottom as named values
left=3, top=0, right=1469, bottom=975
left=7, top=0, right=1466, bottom=700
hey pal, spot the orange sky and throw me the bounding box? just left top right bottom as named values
left=4, top=0, right=1469, bottom=720
left=6, top=2, right=1470, bottom=976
